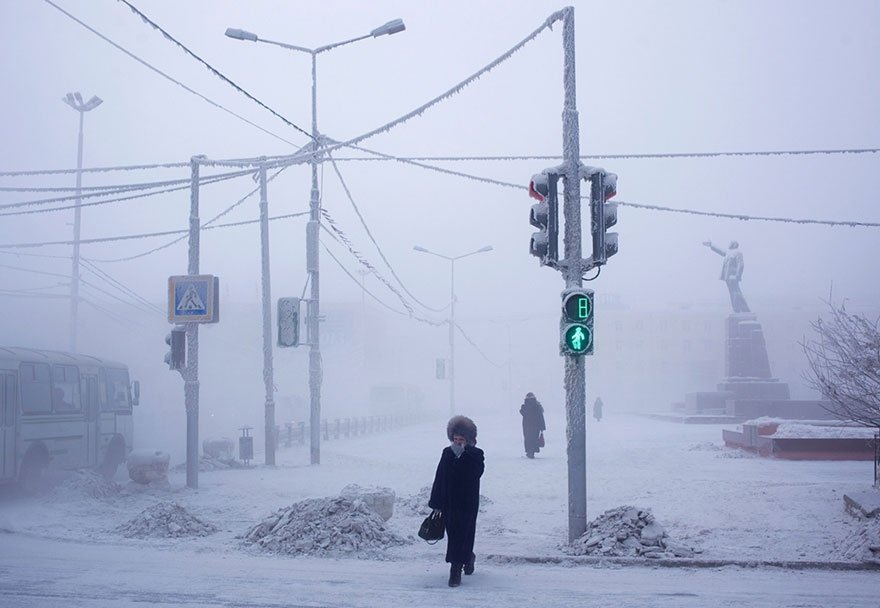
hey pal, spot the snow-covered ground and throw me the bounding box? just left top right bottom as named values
left=1, top=413, right=878, bottom=606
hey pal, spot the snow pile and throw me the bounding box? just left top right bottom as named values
left=837, top=516, right=880, bottom=562
left=172, top=455, right=245, bottom=472
left=127, top=450, right=170, bottom=484
left=396, top=486, right=432, bottom=516
left=117, top=502, right=218, bottom=539
left=339, top=484, right=395, bottom=521
left=770, top=423, right=877, bottom=439
left=243, top=496, right=408, bottom=558
left=49, top=470, right=120, bottom=501
left=566, top=506, right=697, bottom=558
left=396, top=486, right=493, bottom=517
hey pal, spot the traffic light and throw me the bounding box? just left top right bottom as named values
left=560, top=288, right=594, bottom=356
left=164, top=327, right=186, bottom=370
left=528, top=171, right=559, bottom=266
left=589, top=170, right=618, bottom=266
left=277, top=297, right=300, bottom=347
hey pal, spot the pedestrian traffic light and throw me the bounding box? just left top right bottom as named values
left=164, top=327, right=186, bottom=370
left=277, top=297, right=300, bottom=347
left=528, top=171, right=559, bottom=266
left=588, top=170, right=618, bottom=266
left=560, top=288, right=594, bottom=356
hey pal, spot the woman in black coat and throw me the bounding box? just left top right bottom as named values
left=429, top=415, right=484, bottom=588
left=520, top=392, right=546, bottom=458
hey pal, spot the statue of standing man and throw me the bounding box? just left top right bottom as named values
left=703, top=240, right=751, bottom=313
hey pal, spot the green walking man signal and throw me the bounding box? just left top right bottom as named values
left=560, top=289, right=594, bottom=356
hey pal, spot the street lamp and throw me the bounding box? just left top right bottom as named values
left=62, top=92, right=102, bottom=353
left=225, top=19, right=405, bottom=465
left=413, top=244, right=493, bottom=416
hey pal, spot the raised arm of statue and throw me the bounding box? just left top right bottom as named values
left=702, top=241, right=725, bottom=257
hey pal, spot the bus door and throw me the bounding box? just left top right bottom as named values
left=1, top=374, right=17, bottom=480
left=82, top=375, right=100, bottom=466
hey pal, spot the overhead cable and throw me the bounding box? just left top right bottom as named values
left=41, top=0, right=300, bottom=147
left=115, top=0, right=312, bottom=140
left=326, top=152, right=446, bottom=313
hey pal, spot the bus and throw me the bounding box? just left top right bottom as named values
left=0, top=347, right=140, bottom=491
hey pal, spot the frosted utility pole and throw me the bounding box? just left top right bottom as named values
left=258, top=164, right=276, bottom=465
left=62, top=92, right=102, bottom=353
left=225, top=18, right=406, bottom=465
left=185, top=156, right=202, bottom=489
left=560, top=7, right=587, bottom=543
left=413, top=245, right=494, bottom=416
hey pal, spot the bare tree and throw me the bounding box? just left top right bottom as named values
left=801, top=300, right=880, bottom=429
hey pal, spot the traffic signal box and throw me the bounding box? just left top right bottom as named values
left=560, top=288, right=594, bottom=356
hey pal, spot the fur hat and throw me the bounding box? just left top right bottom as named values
left=446, top=415, right=478, bottom=446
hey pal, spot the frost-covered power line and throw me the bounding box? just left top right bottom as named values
left=114, top=0, right=313, bottom=141
left=41, top=0, right=301, bottom=147
left=326, top=153, right=446, bottom=313
left=329, top=148, right=880, bottom=162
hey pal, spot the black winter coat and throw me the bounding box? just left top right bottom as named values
left=429, top=445, right=484, bottom=564
left=520, top=397, right=546, bottom=453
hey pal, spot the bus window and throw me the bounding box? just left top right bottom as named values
left=104, top=368, right=131, bottom=411
left=5, top=375, right=15, bottom=427
left=52, top=364, right=81, bottom=412
left=20, top=363, right=51, bottom=414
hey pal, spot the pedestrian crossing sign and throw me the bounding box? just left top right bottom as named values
left=168, top=275, right=219, bottom=323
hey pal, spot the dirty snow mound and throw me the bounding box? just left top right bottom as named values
left=243, top=496, right=407, bottom=558
left=396, top=486, right=492, bottom=516
left=396, top=486, right=433, bottom=516
left=117, top=501, right=218, bottom=538
left=49, top=470, right=120, bottom=501
left=565, top=506, right=698, bottom=558
left=838, top=516, right=880, bottom=562
left=172, top=455, right=245, bottom=472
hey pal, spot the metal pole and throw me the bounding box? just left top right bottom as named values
left=307, top=52, right=323, bottom=465
left=69, top=111, right=84, bottom=353
left=185, top=157, right=202, bottom=489
left=258, top=163, right=276, bottom=465
left=561, top=6, right=587, bottom=543
left=449, top=259, right=456, bottom=416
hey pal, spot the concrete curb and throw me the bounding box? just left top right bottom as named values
left=484, top=553, right=880, bottom=571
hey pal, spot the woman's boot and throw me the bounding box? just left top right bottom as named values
left=464, top=552, right=475, bottom=575
left=448, top=563, right=462, bottom=587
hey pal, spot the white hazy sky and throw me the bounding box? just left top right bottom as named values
left=2, top=0, right=878, bottom=311
left=1, top=1, right=878, bottom=442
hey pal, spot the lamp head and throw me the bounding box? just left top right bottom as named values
left=225, top=27, right=258, bottom=42
left=371, top=18, right=405, bottom=37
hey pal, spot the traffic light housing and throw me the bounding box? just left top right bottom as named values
left=164, top=327, right=186, bottom=370
left=589, top=170, right=618, bottom=266
left=277, top=297, right=300, bottom=347
left=560, top=288, right=594, bottom=356
left=528, top=172, right=559, bottom=266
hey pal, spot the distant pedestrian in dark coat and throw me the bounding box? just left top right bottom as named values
left=429, top=415, right=484, bottom=588
left=520, top=392, right=546, bottom=458
left=593, top=397, right=603, bottom=422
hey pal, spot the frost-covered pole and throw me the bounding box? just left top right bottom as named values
left=307, top=52, right=323, bottom=466
left=62, top=92, right=102, bottom=353
left=449, top=258, right=456, bottom=416
left=560, top=6, right=587, bottom=543
left=258, top=163, right=276, bottom=466
left=186, top=156, right=202, bottom=489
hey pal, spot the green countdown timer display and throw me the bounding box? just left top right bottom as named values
left=561, top=289, right=594, bottom=356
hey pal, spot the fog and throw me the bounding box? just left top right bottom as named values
left=1, top=0, right=878, bottom=463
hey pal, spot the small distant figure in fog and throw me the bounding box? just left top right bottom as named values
left=519, top=392, right=546, bottom=459
left=429, top=415, right=484, bottom=588
left=593, top=397, right=603, bottom=422
left=702, top=239, right=751, bottom=313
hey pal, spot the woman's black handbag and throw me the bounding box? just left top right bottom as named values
left=418, top=510, right=445, bottom=544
